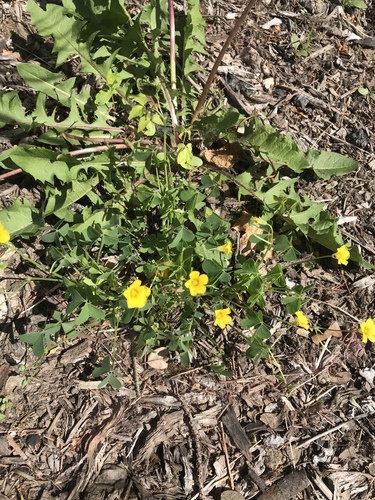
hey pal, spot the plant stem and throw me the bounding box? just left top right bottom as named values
left=9, top=243, right=64, bottom=279
left=191, top=0, right=257, bottom=123
left=169, top=0, right=176, bottom=91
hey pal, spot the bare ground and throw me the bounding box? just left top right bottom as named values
left=0, top=0, right=375, bottom=499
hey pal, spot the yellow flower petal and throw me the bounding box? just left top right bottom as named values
left=123, top=279, right=151, bottom=309
left=359, top=318, right=375, bottom=344
left=214, top=308, right=232, bottom=329
left=295, top=311, right=310, bottom=330
left=333, top=245, right=350, bottom=266
left=0, top=223, right=10, bottom=244
left=184, top=271, right=208, bottom=296
left=218, top=241, right=232, bottom=254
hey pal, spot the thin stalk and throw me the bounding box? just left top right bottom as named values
left=8, top=243, right=64, bottom=279
left=191, top=0, right=257, bottom=123
left=169, top=0, right=177, bottom=91
left=110, top=310, right=120, bottom=372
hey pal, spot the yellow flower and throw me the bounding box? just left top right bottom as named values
left=214, top=308, right=232, bottom=329
left=295, top=311, right=310, bottom=330
left=333, top=245, right=350, bottom=266
left=0, top=223, right=10, bottom=244
left=123, top=279, right=151, bottom=309
left=359, top=318, right=375, bottom=344
left=184, top=271, right=208, bottom=296
left=218, top=241, right=232, bottom=254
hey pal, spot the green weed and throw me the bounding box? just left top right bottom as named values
left=341, top=0, right=368, bottom=9
left=290, top=32, right=311, bottom=57
left=0, top=0, right=372, bottom=387
left=0, top=397, right=12, bottom=421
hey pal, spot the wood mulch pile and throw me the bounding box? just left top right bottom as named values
left=0, top=0, right=374, bottom=498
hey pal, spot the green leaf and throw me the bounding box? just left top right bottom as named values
left=1, top=146, right=74, bottom=184
left=19, top=332, right=45, bottom=357
left=17, top=64, right=76, bottom=107
left=182, top=0, right=208, bottom=75
left=66, top=290, right=85, bottom=315
left=0, top=198, right=43, bottom=238
left=307, top=150, right=358, bottom=179
left=177, top=143, right=194, bottom=169
left=281, top=295, right=302, bottom=314
left=75, top=302, right=105, bottom=325
left=27, top=0, right=106, bottom=74
left=169, top=227, right=195, bottom=248
left=290, top=34, right=300, bottom=50
left=256, top=324, right=271, bottom=339
left=347, top=0, right=367, bottom=8
left=240, top=310, right=262, bottom=329
left=241, top=118, right=309, bottom=173
left=0, top=91, right=31, bottom=129
left=44, top=175, right=100, bottom=218
left=98, top=374, right=122, bottom=389
left=129, top=104, right=144, bottom=120
left=92, top=356, right=111, bottom=377
left=194, top=108, right=241, bottom=144
left=210, top=364, right=234, bottom=377
left=246, top=341, right=269, bottom=360
left=202, top=259, right=226, bottom=283
left=0, top=90, right=113, bottom=133
left=358, top=87, right=369, bottom=96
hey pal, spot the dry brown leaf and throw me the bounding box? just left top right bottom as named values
left=232, top=212, right=273, bottom=259
left=1, top=49, right=22, bottom=61
left=147, top=348, right=168, bottom=370
left=200, top=142, right=243, bottom=169
left=311, top=321, right=342, bottom=345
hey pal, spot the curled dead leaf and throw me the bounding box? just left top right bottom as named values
left=200, top=142, right=243, bottom=169
left=311, top=321, right=342, bottom=345
left=147, top=348, right=168, bottom=370
left=1, top=49, right=22, bottom=61
left=232, top=212, right=273, bottom=259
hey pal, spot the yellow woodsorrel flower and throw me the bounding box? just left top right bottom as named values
left=333, top=245, right=350, bottom=265
left=214, top=308, right=232, bottom=329
left=184, top=271, right=208, bottom=296
left=359, top=318, right=375, bottom=344
left=0, top=223, right=10, bottom=244
left=295, top=311, right=310, bottom=330
left=218, top=241, right=232, bottom=254
left=123, top=280, right=151, bottom=309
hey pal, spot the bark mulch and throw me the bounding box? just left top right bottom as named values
left=0, top=0, right=374, bottom=498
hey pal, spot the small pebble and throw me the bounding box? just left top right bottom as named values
left=346, top=128, right=369, bottom=149
left=293, top=93, right=310, bottom=109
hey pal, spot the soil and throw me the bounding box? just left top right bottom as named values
left=0, top=0, right=375, bottom=499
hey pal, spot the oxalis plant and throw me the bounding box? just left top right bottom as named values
left=0, top=0, right=373, bottom=388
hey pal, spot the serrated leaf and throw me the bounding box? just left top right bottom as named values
left=0, top=90, right=114, bottom=134
left=307, top=150, right=358, bottom=179
left=0, top=91, right=30, bottom=129
left=182, top=0, right=208, bottom=76
left=241, top=118, right=309, bottom=172
left=3, top=146, right=76, bottom=184
left=27, top=0, right=104, bottom=73
left=17, top=63, right=76, bottom=107
left=289, top=199, right=325, bottom=234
